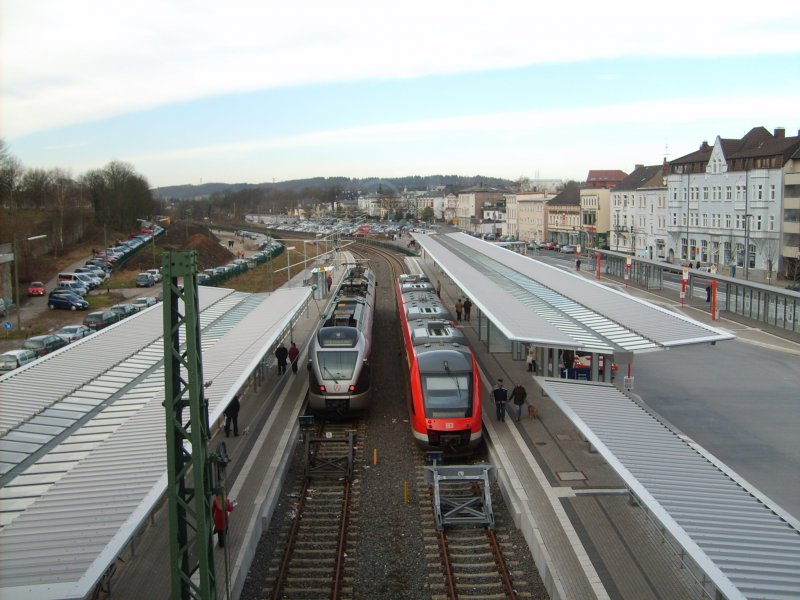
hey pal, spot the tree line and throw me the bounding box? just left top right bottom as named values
left=0, top=140, right=157, bottom=261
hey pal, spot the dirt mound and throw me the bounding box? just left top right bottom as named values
left=182, top=233, right=235, bottom=271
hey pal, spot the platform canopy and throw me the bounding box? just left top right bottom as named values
left=414, top=232, right=734, bottom=354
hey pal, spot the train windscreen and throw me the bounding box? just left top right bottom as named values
left=421, top=375, right=472, bottom=418
left=317, top=350, right=359, bottom=380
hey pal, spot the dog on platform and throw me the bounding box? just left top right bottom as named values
left=527, top=404, right=538, bottom=420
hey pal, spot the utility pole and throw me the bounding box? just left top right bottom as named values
left=163, top=251, right=218, bottom=600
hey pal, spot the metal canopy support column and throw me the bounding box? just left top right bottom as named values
left=424, top=464, right=496, bottom=530
left=163, top=251, right=217, bottom=600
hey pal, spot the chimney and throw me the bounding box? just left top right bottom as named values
left=773, top=127, right=785, bottom=138
left=700, top=141, right=710, bottom=151
left=635, top=164, right=644, bottom=170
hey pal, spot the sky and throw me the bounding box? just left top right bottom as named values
left=2, top=0, right=800, bottom=189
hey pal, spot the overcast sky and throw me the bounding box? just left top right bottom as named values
left=2, top=0, right=799, bottom=188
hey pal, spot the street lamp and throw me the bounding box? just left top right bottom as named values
left=286, top=246, right=296, bottom=287
left=13, top=234, right=47, bottom=332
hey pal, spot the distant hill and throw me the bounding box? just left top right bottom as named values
left=152, top=175, right=515, bottom=199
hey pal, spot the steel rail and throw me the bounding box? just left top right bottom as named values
left=271, top=477, right=310, bottom=599
left=437, top=530, right=458, bottom=600
left=331, top=479, right=352, bottom=599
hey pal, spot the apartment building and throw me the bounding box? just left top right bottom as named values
left=610, top=165, right=667, bottom=259
left=666, top=127, right=800, bottom=278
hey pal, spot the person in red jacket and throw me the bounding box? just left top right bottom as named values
left=288, top=342, right=300, bottom=374
left=212, top=493, right=235, bottom=548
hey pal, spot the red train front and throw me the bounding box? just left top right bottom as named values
left=396, top=274, right=482, bottom=453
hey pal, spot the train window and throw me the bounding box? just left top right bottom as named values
left=421, top=375, right=472, bottom=418
left=318, top=327, right=358, bottom=347
left=317, top=351, right=359, bottom=379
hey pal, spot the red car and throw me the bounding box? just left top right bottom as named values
left=28, top=281, right=46, bottom=296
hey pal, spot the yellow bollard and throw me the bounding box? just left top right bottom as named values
left=403, top=480, right=409, bottom=504
left=373, top=448, right=378, bottom=465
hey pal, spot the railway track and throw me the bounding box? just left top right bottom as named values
left=415, top=465, right=537, bottom=599
left=267, top=420, right=364, bottom=599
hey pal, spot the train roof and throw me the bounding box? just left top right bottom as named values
left=399, top=273, right=434, bottom=292
left=323, top=297, right=370, bottom=328
left=409, top=319, right=467, bottom=346
left=339, top=265, right=375, bottom=297
left=400, top=289, right=450, bottom=318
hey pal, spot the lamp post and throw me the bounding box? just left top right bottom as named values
left=13, top=234, right=47, bottom=332
left=286, top=246, right=296, bottom=287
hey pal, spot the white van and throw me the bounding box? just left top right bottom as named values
left=58, top=280, right=89, bottom=296
left=59, top=272, right=97, bottom=289
left=0, top=349, right=38, bottom=373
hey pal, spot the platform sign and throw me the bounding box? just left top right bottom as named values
left=682, top=267, right=689, bottom=281
left=3, top=321, right=11, bottom=331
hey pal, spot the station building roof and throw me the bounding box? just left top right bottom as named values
left=413, top=232, right=734, bottom=354
left=0, top=286, right=311, bottom=600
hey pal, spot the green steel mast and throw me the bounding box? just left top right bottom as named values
left=162, top=251, right=217, bottom=599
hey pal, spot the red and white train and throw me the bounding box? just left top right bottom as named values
left=396, top=274, right=482, bottom=453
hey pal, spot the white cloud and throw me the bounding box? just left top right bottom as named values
left=3, top=0, right=800, bottom=138
left=120, top=91, right=800, bottom=185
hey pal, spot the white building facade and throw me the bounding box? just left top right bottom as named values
left=666, top=127, right=800, bottom=278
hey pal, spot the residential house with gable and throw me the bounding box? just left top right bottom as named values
left=666, top=127, right=800, bottom=278
left=516, top=191, right=554, bottom=244
left=546, top=185, right=581, bottom=246
left=610, top=165, right=667, bottom=258
left=455, top=184, right=507, bottom=231
left=580, top=169, right=628, bottom=251
left=783, top=146, right=800, bottom=280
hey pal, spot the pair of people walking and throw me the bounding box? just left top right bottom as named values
left=275, top=342, right=300, bottom=375
left=493, top=379, right=528, bottom=422
left=454, top=298, right=473, bottom=322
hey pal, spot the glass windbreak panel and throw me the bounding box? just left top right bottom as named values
left=316, top=350, right=358, bottom=380
left=421, top=374, right=472, bottom=418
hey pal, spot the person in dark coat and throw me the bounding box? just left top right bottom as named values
left=288, top=342, right=300, bottom=374
left=223, top=395, right=240, bottom=437
left=509, top=382, right=528, bottom=422
left=275, top=343, right=289, bottom=375
left=706, top=283, right=712, bottom=302
left=212, top=493, right=234, bottom=548
left=492, top=379, right=509, bottom=422
left=463, top=298, right=473, bottom=322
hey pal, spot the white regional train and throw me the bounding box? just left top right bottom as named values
left=307, top=264, right=376, bottom=413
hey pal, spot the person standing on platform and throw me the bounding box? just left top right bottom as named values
left=326, top=274, right=333, bottom=292
left=455, top=298, right=463, bottom=321
left=212, top=493, right=235, bottom=548
left=463, top=298, right=473, bottom=322
left=526, top=345, right=537, bottom=372
left=288, top=342, right=300, bottom=374
left=492, top=379, right=509, bottom=422
left=223, top=395, right=240, bottom=437
left=275, top=343, right=289, bottom=375
left=510, top=382, right=528, bottom=422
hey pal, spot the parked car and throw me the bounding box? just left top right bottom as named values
left=560, top=245, right=577, bottom=254
left=54, top=325, right=94, bottom=343
left=0, top=349, right=39, bottom=373
left=76, top=266, right=107, bottom=281
left=786, top=281, right=800, bottom=292
left=132, top=296, right=158, bottom=311
left=22, top=334, right=68, bottom=357
left=136, top=273, right=155, bottom=287
left=145, top=268, right=162, bottom=283
left=0, top=298, right=9, bottom=317
left=83, top=310, right=122, bottom=330
left=110, top=303, right=138, bottom=319
left=27, top=281, right=46, bottom=296
left=57, top=281, right=89, bottom=296
left=542, top=242, right=558, bottom=250
left=48, top=291, right=89, bottom=311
